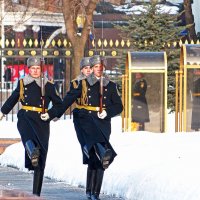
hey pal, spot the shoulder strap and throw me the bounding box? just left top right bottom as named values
left=19, top=79, right=24, bottom=102
left=80, top=79, right=88, bottom=105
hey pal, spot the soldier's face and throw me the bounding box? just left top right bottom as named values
left=93, top=64, right=104, bottom=77
left=136, top=73, right=143, bottom=79
left=29, top=65, right=41, bottom=78
left=81, top=66, right=93, bottom=77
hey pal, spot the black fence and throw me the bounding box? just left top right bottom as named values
left=0, top=37, right=134, bottom=120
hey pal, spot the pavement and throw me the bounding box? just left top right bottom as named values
left=0, top=165, right=124, bottom=200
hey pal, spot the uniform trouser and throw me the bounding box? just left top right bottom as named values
left=92, top=169, right=104, bottom=199
left=86, top=167, right=104, bottom=199
left=86, top=148, right=105, bottom=199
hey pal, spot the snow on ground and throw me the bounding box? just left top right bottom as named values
left=1, top=115, right=200, bottom=200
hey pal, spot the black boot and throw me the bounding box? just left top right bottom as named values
left=138, top=123, right=145, bottom=131
left=91, top=169, right=104, bottom=200
left=33, top=167, right=44, bottom=196
left=86, top=167, right=96, bottom=199
left=25, top=140, right=40, bottom=167
left=94, top=143, right=112, bottom=169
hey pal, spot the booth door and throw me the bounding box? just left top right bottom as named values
left=186, top=69, right=200, bottom=132
left=131, top=72, right=165, bottom=133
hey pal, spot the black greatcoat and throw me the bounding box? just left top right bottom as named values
left=132, top=79, right=150, bottom=123
left=191, top=78, right=200, bottom=130
left=1, top=79, right=63, bottom=170
left=61, top=75, right=123, bottom=165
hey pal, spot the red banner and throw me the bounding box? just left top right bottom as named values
left=5, top=64, right=54, bottom=82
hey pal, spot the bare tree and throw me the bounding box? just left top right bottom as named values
left=62, top=0, right=99, bottom=79
left=184, top=0, right=197, bottom=41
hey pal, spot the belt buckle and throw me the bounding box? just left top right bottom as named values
left=32, top=107, right=36, bottom=111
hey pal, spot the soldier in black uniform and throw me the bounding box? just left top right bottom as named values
left=72, top=57, right=93, bottom=199
left=59, top=55, right=123, bottom=200
left=191, top=70, right=200, bottom=131
left=0, top=56, right=63, bottom=197
left=70, top=56, right=93, bottom=168
left=132, top=73, right=149, bottom=131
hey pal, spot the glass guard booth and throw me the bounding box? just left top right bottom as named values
left=176, top=44, right=200, bottom=132
left=122, top=52, right=167, bottom=133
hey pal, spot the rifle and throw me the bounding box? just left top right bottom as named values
left=40, top=29, right=45, bottom=114
left=40, top=56, right=45, bottom=114
left=99, top=60, right=104, bottom=114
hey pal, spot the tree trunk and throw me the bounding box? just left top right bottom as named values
left=62, top=0, right=98, bottom=80
left=71, top=40, right=85, bottom=79
left=184, top=0, right=197, bottom=41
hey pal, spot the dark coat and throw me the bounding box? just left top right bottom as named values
left=1, top=79, right=63, bottom=170
left=132, top=78, right=150, bottom=123
left=61, top=75, right=123, bottom=165
left=191, top=78, right=200, bottom=130
left=3, top=68, right=11, bottom=82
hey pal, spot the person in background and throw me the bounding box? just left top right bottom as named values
left=191, top=69, right=200, bottom=131
left=0, top=56, right=63, bottom=197
left=132, top=73, right=150, bottom=131
left=3, top=66, right=11, bottom=89
left=58, top=55, right=123, bottom=200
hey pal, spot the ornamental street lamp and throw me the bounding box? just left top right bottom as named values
left=76, top=14, right=86, bottom=36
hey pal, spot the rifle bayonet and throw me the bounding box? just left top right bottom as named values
left=40, top=29, right=45, bottom=114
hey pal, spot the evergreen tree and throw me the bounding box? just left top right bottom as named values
left=116, top=2, right=186, bottom=111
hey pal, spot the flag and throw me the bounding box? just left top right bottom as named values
left=89, top=30, right=94, bottom=41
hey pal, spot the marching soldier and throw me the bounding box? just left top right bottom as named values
left=0, top=56, right=63, bottom=196
left=132, top=73, right=150, bottom=131
left=71, top=57, right=93, bottom=199
left=58, top=55, right=123, bottom=200
left=70, top=56, right=93, bottom=166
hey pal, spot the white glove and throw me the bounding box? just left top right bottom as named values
left=0, top=112, right=4, bottom=121
left=97, top=110, right=107, bottom=119
left=40, top=113, right=50, bottom=121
